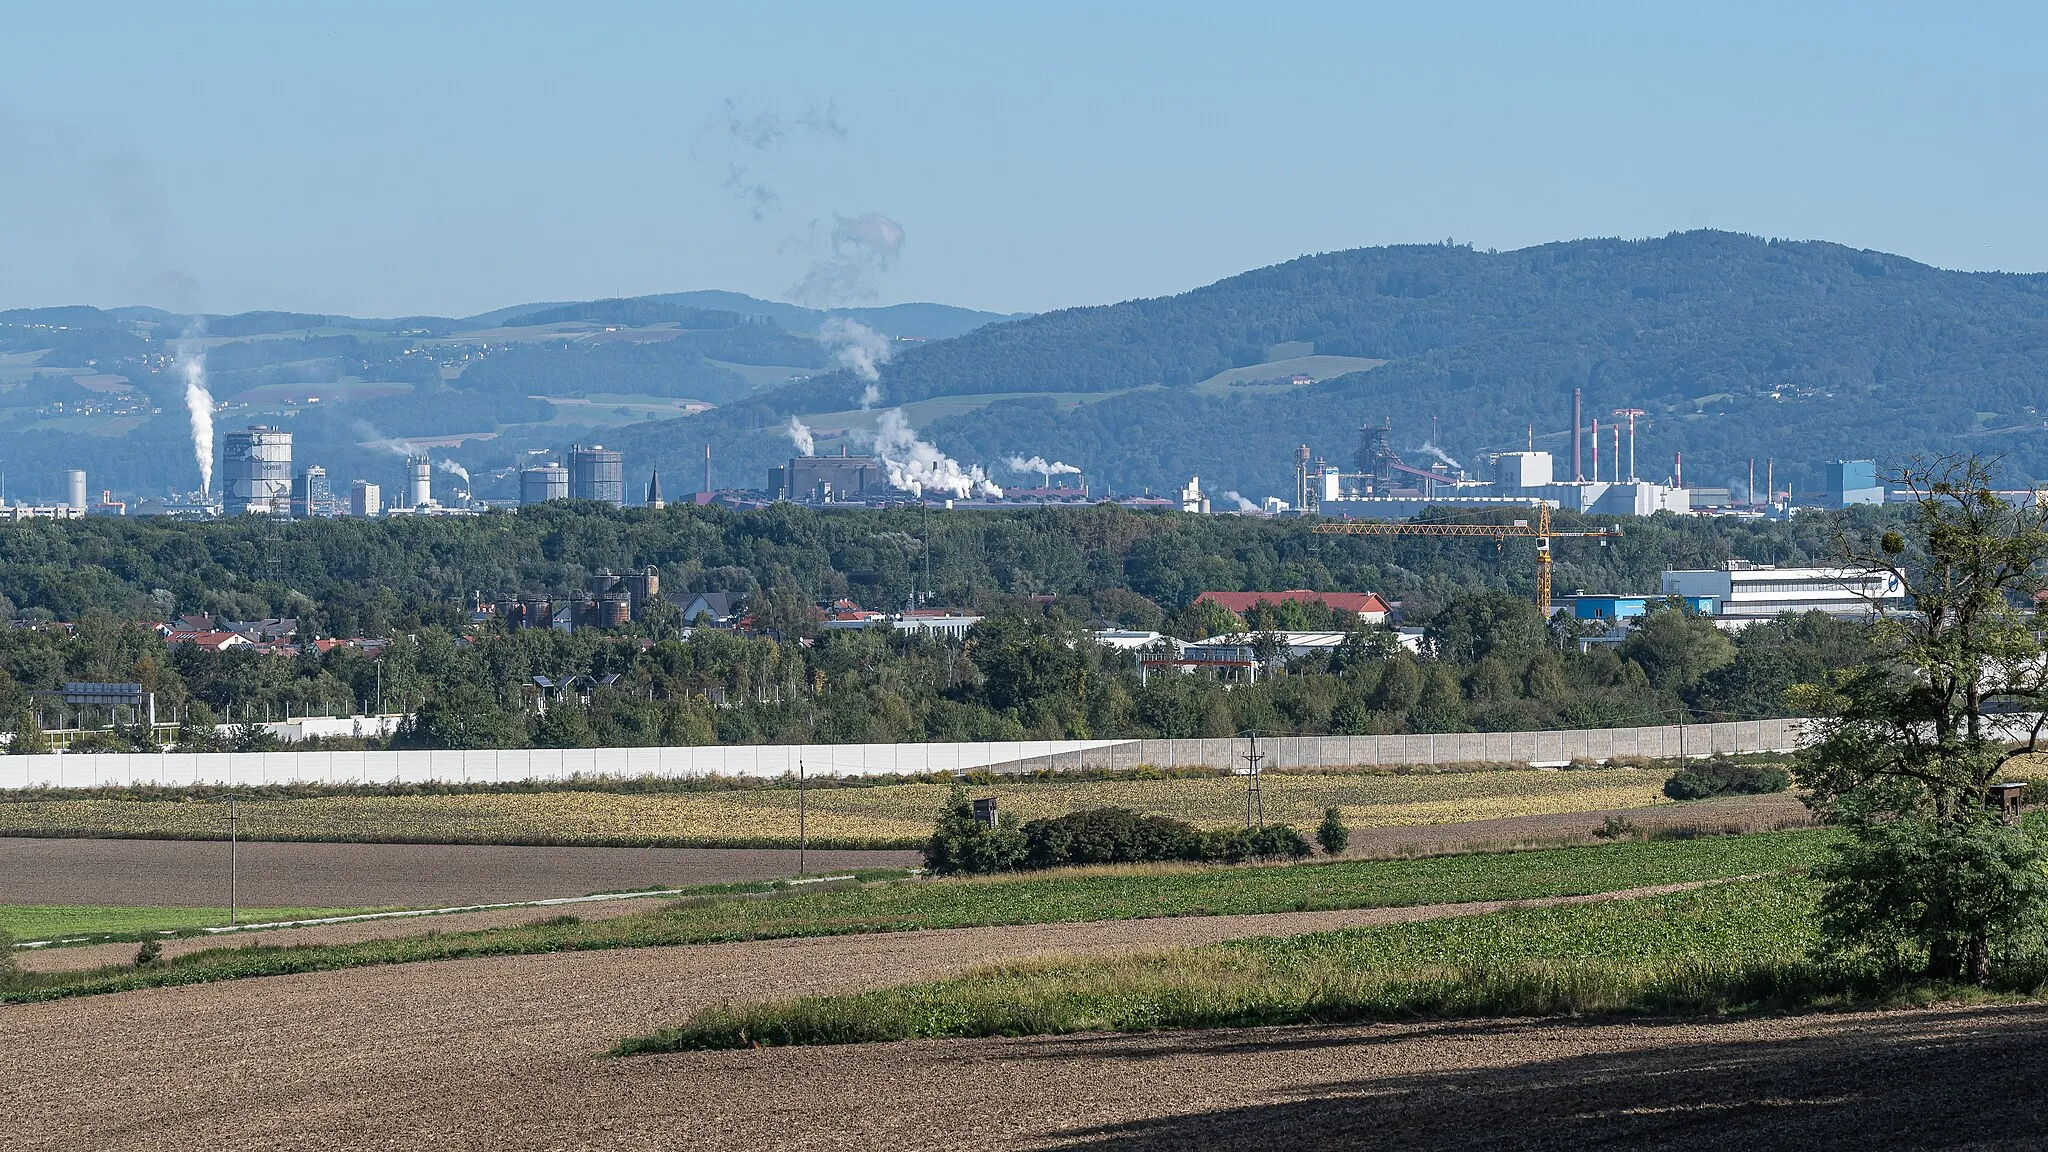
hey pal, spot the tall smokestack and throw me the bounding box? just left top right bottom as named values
left=1749, top=459, right=1756, bottom=507
left=1767, top=458, right=1774, bottom=505
left=1572, top=385, right=1589, bottom=475
left=1675, top=452, right=1683, bottom=488
left=1592, top=418, right=1600, bottom=483
left=704, top=442, right=712, bottom=495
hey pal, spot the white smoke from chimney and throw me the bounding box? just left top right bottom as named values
left=175, top=341, right=214, bottom=495
left=817, top=318, right=893, bottom=408
left=786, top=415, right=816, bottom=456
left=1416, top=442, right=1463, bottom=471
left=1004, top=455, right=1082, bottom=486
left=1221, top=490, right=1260, bottom=513
left=862, top=409, right=1001, bottom=499
left=436, top=459, right=470, bottom=484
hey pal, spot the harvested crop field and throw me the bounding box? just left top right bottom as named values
left=0, top=766, right=1681, bottom=848
left=0, top=837, right=917, bottom=909
left=6, top=907, right=2045, bottom=1150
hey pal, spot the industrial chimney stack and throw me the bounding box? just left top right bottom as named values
left=1572, top=388, right=1583, bottom=482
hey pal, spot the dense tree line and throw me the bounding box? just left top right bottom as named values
left=0, top=591, right=1866, bottom=752
left=0, top=501, right=1888, bottom=750
left=0, top=501, right=1888, bottom=630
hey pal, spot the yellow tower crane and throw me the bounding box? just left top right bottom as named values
left=1310, top=502, right=1624, bottom=615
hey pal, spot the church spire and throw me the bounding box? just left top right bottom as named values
left=645, top=469, right=665, bottom=510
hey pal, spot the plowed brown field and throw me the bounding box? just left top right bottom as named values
left=0, top=838, right=918, bottom=908
left=8, top=886, right=2046, bottom=1150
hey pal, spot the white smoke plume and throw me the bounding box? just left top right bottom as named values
left=817, top=316, right=894, bottom=386
left=1004, top=455, right=1083, bottom=485
left=1416, top=442, right=1462, bottom=471
left=707, top=100, right=848, bottom=221
left=1221, top=490, right=1261, bottom=513
left=788, top=212, right=905, bottom=305
left=786, top=415, right=816, bottom=456
left=863, top=409, right=1001, bottom=499
left=174, top=339, right=213, bottom=495
left=436, top=459, right=470, bottom=484
left=859, top=382, right=881, bottom=409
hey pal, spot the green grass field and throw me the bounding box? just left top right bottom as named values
left=0, top=830, right=1833, bottom=1003
left=2, top=904, right=392, bottom=942
left=619, top=877, right=1828, bottom=1052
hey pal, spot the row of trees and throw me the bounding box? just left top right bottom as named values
left=0, top=580, right=1860, bottom=753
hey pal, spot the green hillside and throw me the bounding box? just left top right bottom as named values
left=616, top=230, right=2048, bottom=501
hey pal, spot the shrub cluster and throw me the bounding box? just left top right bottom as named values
left=1664, top=757, right=1791, bottom=801
left=922, top=789, right=1309, bottom=874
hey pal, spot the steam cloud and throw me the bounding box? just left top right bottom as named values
left=1221, top=490, right=1261, bottom=513
left=709, top=99, right=847, bottom=220
left=815, top=318, right=894, bottom=416
left=1005, top=455, right=1083, bottom=485
left=788, top=213, right=905, bottom=305
left=1416, top=442, right=1462, bottom=471
left=786, top=415, right=816, bottom=456
left=174, top=336, right=213, bottom=495
left=436, top=459, right=470, bottom=485
left=863, top=409, right=1002, bottom=499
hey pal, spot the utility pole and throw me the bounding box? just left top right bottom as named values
left=797, top=759, right=808, bottom=877
left=228, top=797, right=239, bottom=927
left=1241, top=733, right=1265, bottom=829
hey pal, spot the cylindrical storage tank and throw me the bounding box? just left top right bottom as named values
left=519, top=464, right=570, bottom=506
left=567, top=445, right=625, bottom=506
left=599, top=593, right=633, bottom=628
left=64, top=469, right=86, bottom=512
left=519, top=597, right=553, bottom=630
left=407, top=455, right=432, bottom=509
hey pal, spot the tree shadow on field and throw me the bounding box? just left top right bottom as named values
left=1047, top=1006, right=2048, bottom=1151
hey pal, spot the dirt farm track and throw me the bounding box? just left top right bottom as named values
left=11, top=908, right=2048, bottom=1150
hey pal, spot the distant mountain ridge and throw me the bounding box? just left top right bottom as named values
left=628, top=230, right=2048, bottom=502
left=462, top=291, right=1027, bottom=341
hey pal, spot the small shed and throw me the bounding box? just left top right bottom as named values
left=1986, top=781, right=2029, bottom=824
left=971, top=796, right=999, bottom=830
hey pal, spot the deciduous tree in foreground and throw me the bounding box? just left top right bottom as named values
left=1794, top=455, right=2048, bottom=982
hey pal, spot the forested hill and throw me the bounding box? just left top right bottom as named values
left=650, top=231, right=2048, bottom=500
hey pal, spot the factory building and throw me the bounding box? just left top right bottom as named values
left=349, top=480, right=381, bottom=518
left=291, top=466, right=330, bottom=519
left=1823, top=460, right=1883, bottom=507
left=1661, top=560, right=1904, bottom=626
left=520, top=463, right=570, bottom=506
left=1309, top=423, right=1688, bottom=521
left=223, top=426, right=292, bottom=516
left=567, top=444, right=625, bottom=506
left=769, top=451, right=883, bottom=503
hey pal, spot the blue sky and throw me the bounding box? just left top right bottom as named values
left=0, top=1, right=2041, bottom=317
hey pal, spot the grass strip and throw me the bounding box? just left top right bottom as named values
left=2, top=904, right=396, bottom=943
left=616, top=878, right=1833, bottom=1052
left=0, top=830, right=1835, bottom=1005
